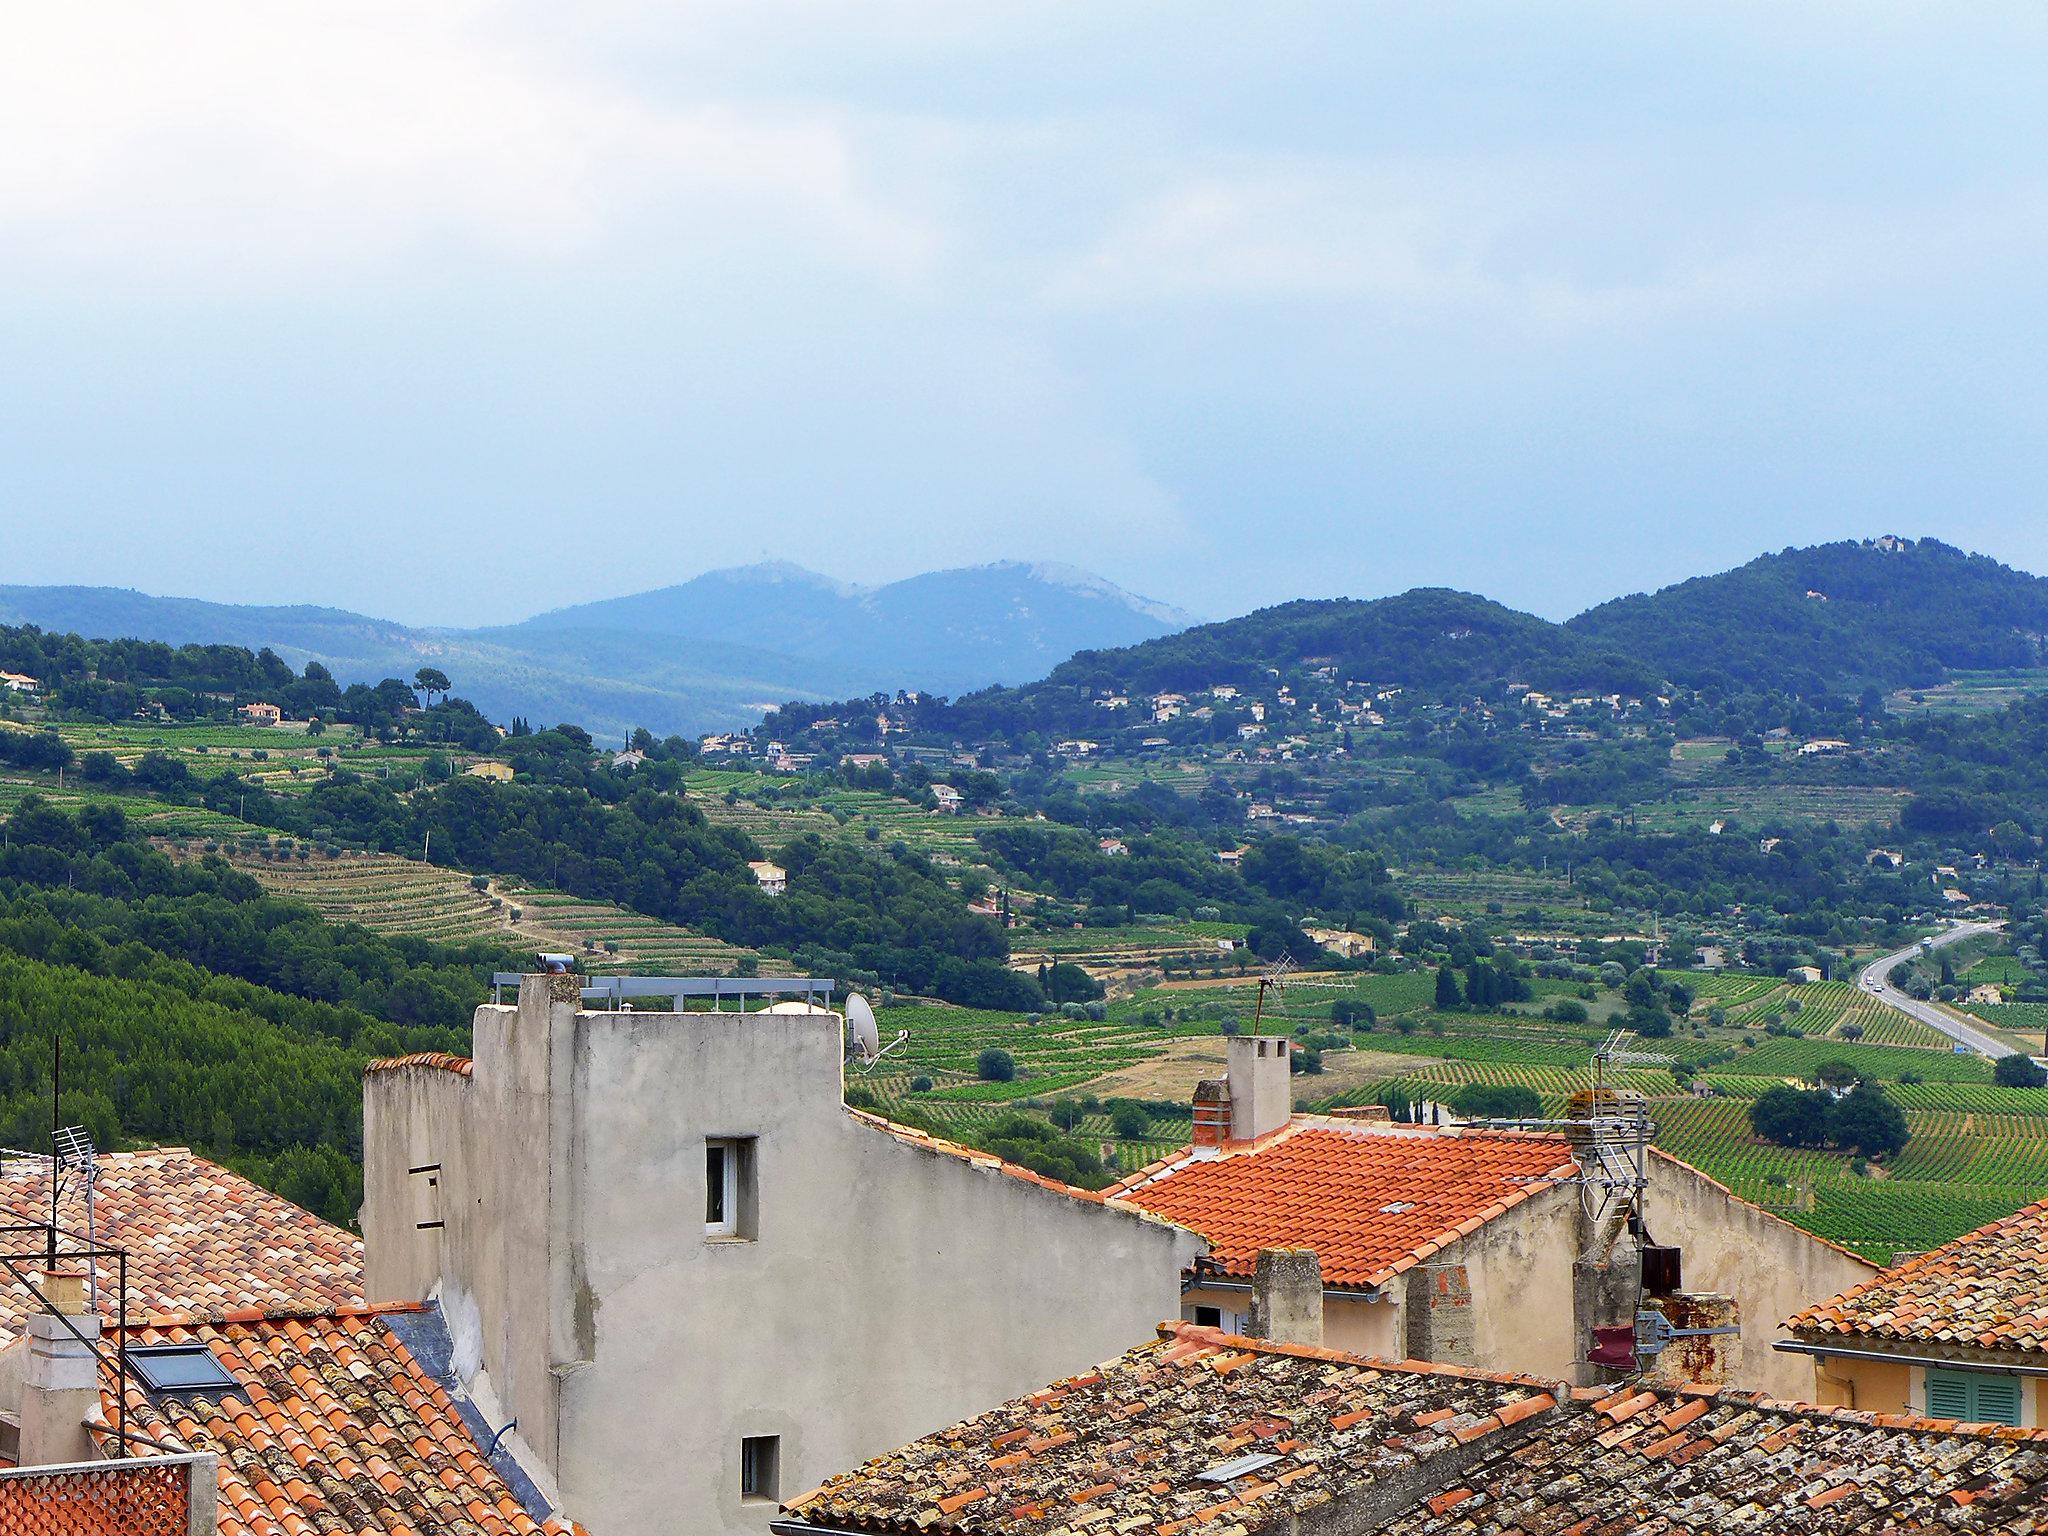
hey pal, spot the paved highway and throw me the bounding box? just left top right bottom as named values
left=1854, top=921, right=2014, bottom=1059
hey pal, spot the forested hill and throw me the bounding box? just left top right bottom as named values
left=1568, top=538, right=2048, bottom=692
left=1043, top=590, right=1636, bottom=696
left=786, top=537, right=2047, bottom=737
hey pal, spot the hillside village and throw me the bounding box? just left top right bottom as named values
left=3, top=543, right=2048, bottom=1529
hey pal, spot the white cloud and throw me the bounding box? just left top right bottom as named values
left=0, top=2, right=935, bottom=280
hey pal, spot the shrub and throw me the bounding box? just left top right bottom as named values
left=909, top=1074, right=934, bottom=1093
left=1290, top=1047, right=1323, bottom=1075
left=1447, top=1083, right=1542, bottom=1121
left=1049, top=1099, right=1084, bottom=1130
left=1750, top=1085, right=1834, bottom=1149
left=976, top=1048, right=1016, bottom=1083
left=1994, top=1054, right=2048, bottom=1089
left=1109, top=1103, right=1151, bottom=1138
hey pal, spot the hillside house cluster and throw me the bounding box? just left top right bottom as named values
left=4, top=972, right=2046, bottom=1533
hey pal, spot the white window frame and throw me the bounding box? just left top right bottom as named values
left=706, top=1139, right=741, bottom=1237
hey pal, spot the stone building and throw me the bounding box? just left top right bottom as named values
left=1110, top=1036, right=1876, bottom=1399
left=360, top=974, right=1201, bottom=1535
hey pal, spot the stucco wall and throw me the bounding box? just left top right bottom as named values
left=1644, top=1151, right=1879, bottom=1401
left=1816, top=1355, right=2044, bottom=1426
left=364, top=980, right=1200, bottom=1536
left=1423, top=1183, right=1582, bottom=1379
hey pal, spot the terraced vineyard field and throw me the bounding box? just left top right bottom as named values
left=680, top=770, right=988, bottom=859
left=1615, top=784, right=1912, bottom=833
left=169, top=844, right=762, bottom=973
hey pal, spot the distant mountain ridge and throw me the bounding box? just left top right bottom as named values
left=0, top=561, right=1195, bottom=739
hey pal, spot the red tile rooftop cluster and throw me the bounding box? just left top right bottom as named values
left=1108, top=1122, right=1578, bottom=1289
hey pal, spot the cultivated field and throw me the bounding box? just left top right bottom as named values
left=163, top=841, right=763, bottom=974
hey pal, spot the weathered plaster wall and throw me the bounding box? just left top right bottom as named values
left=366, top=980, right=1201, bottom=1536
left=1645, top=1152, right=1878, bottom=1400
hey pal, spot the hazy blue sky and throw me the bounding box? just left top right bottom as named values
left=5, top=3, right=2046, bottom=627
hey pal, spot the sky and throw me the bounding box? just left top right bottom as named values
left=4, top=2, right=2047, bottom=628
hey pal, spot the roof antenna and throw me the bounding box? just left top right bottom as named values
left=1251, top=957, right=1294, bottom=1033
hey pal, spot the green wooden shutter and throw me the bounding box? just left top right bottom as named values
left=1972, top=1374, right=2022, bottom=1427
left=1926, top=1371, right=1971, bottom=1419
left=1926, top=1369, right=2022, bottom=1426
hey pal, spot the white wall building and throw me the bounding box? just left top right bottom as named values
left=361, top=975, right=1200, bottom=1535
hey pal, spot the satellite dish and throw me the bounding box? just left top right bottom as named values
left=846, top=993, right=881, bottom=1063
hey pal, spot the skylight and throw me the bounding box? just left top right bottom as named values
left=125, top=1344, right=240, bottom=1396
left=1379, top=1201, right=1416, bottom=1214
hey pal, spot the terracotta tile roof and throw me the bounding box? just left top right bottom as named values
left=785, top=1323, right=2048, bottom=1535
left=0, top=1149, right=362, bottom=1332
left=1107, top=1121, right=1576, bottom=1289
left=364, top=1052, right=475, bottom=1077
left=1786, top=1195, right=2048, bottom=1354
left=104, top=1310, right=579, bottom=1536
left=1377, top=1380, right=2048, bottom=1535
left=785, top=1322, right=1562, bottom=1535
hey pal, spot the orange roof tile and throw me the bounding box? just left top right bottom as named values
left=1786, top=1195, right=2048, bottom=1354
left=103, top=1311, right=576, bottom=1536
left=0, top=1149, right=361, bottom=1333
left=1108, top=1121, right=1576, bottom=1289
left=785, top=1322, right=2048, bottom=1534
left=364, top=1052, right=475, bottom=1077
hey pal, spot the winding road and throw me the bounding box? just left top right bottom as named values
left=1853, top=921, right=2015, bottom=1059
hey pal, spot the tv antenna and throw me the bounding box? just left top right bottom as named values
left=843, top=993, right=909, bottom=1076
left=1250, top=957, right=1295, bottom=1033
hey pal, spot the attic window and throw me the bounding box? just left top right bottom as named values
left=125, top=1344, right=239, bottom=1396
left=1197, top=1452, right=1281, bottom=1484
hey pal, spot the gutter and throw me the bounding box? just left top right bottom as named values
left=1180, top=1275, right=1393, bottom=1304
left=771, top=1522, right=872, bottom=1536
left=1774, top=1339, right=2048, bottom=1378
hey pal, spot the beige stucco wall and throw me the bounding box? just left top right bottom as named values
left=1644, top=1152, right=1879, bottom=1401
left=1813, top=1353, right=2044, bottom=1426
left=363, top=978, right=1202, bottom=1536
left=1177, top=1285, right=1402, bottom=1360
left=1423, top=1183, right=1582, bottom=1379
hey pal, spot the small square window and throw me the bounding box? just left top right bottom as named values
left=706, top=1138, right=756, bottom=1239
left=1192, top=1305, right=1222, bottom=1328
left=740, top=1435, right=780, bottom=1502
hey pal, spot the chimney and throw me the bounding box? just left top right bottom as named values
left=1225, top=1036, right=1292, bottom=1143
left=1641, top=1293, right=1739, bottom=1388
left=1191, top=1078, right=1230, bottom=1147
left=20, top=1267, right=100, bottom=1467
left=1246, top=1248, right=1323, bottom=1348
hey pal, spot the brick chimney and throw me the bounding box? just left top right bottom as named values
left=20, top=1267, right=100, bottom=1467
left=1225, top=1036, right=1292, bottom=1143
left=1246, top=1248, right=1323, bottom=1348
